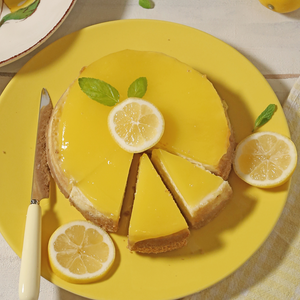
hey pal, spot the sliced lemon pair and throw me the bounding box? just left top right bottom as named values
left=48, top=221, right=115, bottom=284
left=234, top=131, right=297, bottom=188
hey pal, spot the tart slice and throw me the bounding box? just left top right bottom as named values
left=128, top=154, right=190, bottom=253
left=151, top=149, right=232, bottom=229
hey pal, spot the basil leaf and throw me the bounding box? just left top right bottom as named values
left=139, top=0, right=154, bottom=9
left=128, top=77, right=148, bottom=98
left=0, top=0, right=40, bottom=27
left=78, top=78, right=119, bottom=107
left=253, top=104, right=277, bottom=132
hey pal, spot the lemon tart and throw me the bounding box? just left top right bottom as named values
left=47, top=49, right=234, bottom=236
left=128, top=154, right=190, bottom=253
left=151, top=149, right=232, bottom=229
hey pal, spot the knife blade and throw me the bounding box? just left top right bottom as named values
left=19, top=88, right=53, bottom=300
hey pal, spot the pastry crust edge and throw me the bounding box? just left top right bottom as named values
left=128, top=229, right=190, bottom=254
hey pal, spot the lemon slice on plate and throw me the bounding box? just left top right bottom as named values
left=108, top=97, right=165, bottom=153
left=48, top=220, right=115, bottom=284
left=233, top=131, right=297, bottom=188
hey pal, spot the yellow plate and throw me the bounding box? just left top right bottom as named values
left=0, top=20, right=290, bottom=300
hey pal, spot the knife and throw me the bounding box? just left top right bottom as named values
left=19, top=89, right=53, bottom=300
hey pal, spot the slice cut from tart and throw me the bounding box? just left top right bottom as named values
left=128, top=154, right=190, bottom=253
left=151, top=149, right=232, bottom=229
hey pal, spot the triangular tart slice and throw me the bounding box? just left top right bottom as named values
left=151, top=149, right=232, bottom=229
left=128, top=154, right=190, bottom=253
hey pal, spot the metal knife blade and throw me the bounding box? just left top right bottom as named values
left=19, top=88, right=53, bottom=300
left=31, top=88, right=52, bottom=202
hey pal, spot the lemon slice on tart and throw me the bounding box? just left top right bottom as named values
left=48, top=220, right=115, bottom=284
left=233, top=131, right=297, bottom=188
left=108, top=98, right=165, bottom=153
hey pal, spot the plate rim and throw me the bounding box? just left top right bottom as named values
left=0, top=0, right=77, bottom=67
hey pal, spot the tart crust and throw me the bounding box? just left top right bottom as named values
left=128, top=229, right=190, bottom=254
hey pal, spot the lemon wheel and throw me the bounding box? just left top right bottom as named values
left=108, top=97, right=165, bottom=153
left=48, top=220, right=115, bottom=284
left=233, top=131, right=297, bottom=188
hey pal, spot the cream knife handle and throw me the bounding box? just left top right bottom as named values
left=19, top=203, right=41, bottom=300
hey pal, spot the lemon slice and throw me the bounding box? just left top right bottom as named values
left=233, top=131, right=297, bottom=188
left=108, top=97, right=165, bottom=153
left=48, top=220, right=115, bottom=284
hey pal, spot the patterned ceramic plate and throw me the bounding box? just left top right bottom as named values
left=0, top=0, right=77, bottom=67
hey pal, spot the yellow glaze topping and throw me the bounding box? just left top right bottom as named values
left=58, top=79, right=133, bottom=221
left=129, top=154, right=188, bottom=243
left=75, top=49, right=230, bottom=170
left=152, top=149, right=224, bottom=210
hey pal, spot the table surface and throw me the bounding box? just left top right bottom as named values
left=1, top=1, right=300, bottom=299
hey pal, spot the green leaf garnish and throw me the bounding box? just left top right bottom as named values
left=253, top=104, right=277, bottom=132
left=128, top=77, right=148, bottom=98
left=139, top=0, right=154, bottom=9
left=0, top=0, right=40, bottom=27
left=78, top=78, right=119, bottom=107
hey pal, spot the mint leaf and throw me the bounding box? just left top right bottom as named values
left=78, top=78, right=119, bottom=107
left=0, top=0, right=40, bottom=27
left=139, top=0, right=154, bottom=9
left=128, top=77, right=148, bottom=98
left=253, top=104, right=277, bottom=132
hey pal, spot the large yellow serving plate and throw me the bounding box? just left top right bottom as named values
left=0, top=20, right=290, bottom=300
